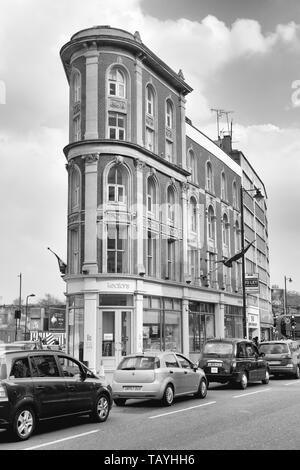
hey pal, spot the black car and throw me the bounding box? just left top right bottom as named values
left=198, top=338, right=270, bottom=389
left=0, top=349, right=113, bottom=441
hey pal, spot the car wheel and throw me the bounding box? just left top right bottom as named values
left=11, top=406, right=36, bottom=441
left=161, top=384, right=174, bottom=406
left=239, top=372, right=248, bottom=390
left=114, top=398, right=127, bottom=406
left=262, top=369, right=270, bottom=384
left=91, top=394, right=110, bottom=423
left=294, top=366, right=300, bottom=379
left=194, top=378, right=207, bottom=399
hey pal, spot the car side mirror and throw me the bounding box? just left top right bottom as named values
left=193, top=363, right=198, bottom=371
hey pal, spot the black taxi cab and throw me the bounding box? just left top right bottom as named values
left=198, top=338, right=270, bottom=389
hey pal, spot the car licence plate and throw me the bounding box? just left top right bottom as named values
left=269, top=361, right=281, bottom=365
left=211, top=367, right=218, bottom=373
left=123, top=386, right=142, bottom=391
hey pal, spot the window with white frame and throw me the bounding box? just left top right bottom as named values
left=167, top=186, right=175, bottom=224
left=222, top=213, right=229, bottom=247
left=166, top=100, right=173, bottom=129
left=232, top=181, right=237, bottom=208
left=107, top=164, right=128, bottom=204
left=165, top=139, right=174, bottom=162
left=207, top=206, right=216, bottom=241
left=189, top=197, right=197, bottom=232
left=206, top=161, right=213, bottom=192
left=108, top=67, right=126, bottom=98
left=70, top=166, right=80, bottom=212
left=147, top=231, right=156, bottom=277
left=221, top=172, right=227, bottom=200
left=73, top=115, right=81, bottom=142
left=146, top=85, right=155, bottom=116
left=147, top=176, right=157, bottom=215
left=70, top=230, right=79, bottom=274
left=167, top=239, right=176, bottom=280
left=145, top=127, right=154, bottom=152
left=188, top=248, right=197, bottom=279
left=108, top=112, right=126, bottom=140
left=73, top=71, right=81, bottom=103
left=107, top=224, right=128, bottom=273
left=187, top=150, right=197, bottom=182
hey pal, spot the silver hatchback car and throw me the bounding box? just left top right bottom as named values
left=112, top=351, right=207, bottom=406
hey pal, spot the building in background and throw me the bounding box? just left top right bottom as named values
left=221, top=136, right=272, bottom=341
left=60, top=26, right=271, bottom=374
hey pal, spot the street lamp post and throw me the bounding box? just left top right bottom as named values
left=25, top=294, right=35, bottom=340
left=284, top=276, right=292, bottom=338
left=240, top=186, right=264, bottom=339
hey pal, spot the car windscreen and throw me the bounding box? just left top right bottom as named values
left=0, top=355, right=8, bottom=379
left=203, top=342, right=233, bottom=357
left=118, top=356, right=160, bottom=370
left=259, top=343, right=289, bottom=354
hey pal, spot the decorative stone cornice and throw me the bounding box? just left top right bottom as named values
left=82, top=153, right=99, bottom=164
left=114, top=155, right=124, bottom=165
left=134, top=158, right=145, bottom=171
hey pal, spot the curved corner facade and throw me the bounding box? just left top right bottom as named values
left=60, top=25, right=272, bottom=374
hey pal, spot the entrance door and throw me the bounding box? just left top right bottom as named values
left=101, top=310, right=132, bottom=370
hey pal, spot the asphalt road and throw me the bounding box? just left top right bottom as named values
left=1, top=377, right=300, bottom=451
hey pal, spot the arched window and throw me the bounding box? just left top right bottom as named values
left=166, top=100, right=173, bottom=129
left=232, top=181, right=237, bottom=208
left=107, top=164, right=128, bottom=205
left=207, top=206, right=215, bottom=241
left=206, top=161, right=213, bottom=192
left=235, top=221, right=240, bottom=251
left=146, top=85, right=155, bottom=116
left=147, top=176, right=157, bottom=215
left=73, top=71, right=81, bottom=103
left=145, top=85, right=156, bottom=152
left=165, top=100, right=174, bottom=162
left=221, top=172, right=227, bottom=200
left=222, top=213, right=229, bottom=246
left=187, top=150, right=197, bottom=182
left=167, top=186, right=175, bottom=224
left=108, top=67, right=126, bottom=98
left=70, top=166, right=81, bottom=212
left=189, top=197, right=197, bottom=232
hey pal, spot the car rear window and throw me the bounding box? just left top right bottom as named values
left=259, top=343, right=289, bottom=354
left=118, top=356, right=160, bottom=370
left=203, top=342, right=233, bottom=357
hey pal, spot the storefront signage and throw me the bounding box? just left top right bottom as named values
left=102, top=280, right=135, bottom=292
left=247, top=314, right=259, bottom=328
left=245, top=275, right=259, bottom=293
left=104, top=333, right=113, bottom=341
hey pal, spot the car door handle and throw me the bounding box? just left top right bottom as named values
left=184, top=371, right=188, bottom=374
left=36, top=385, right=45, bottom=390
left=67, top=385, right=76, bottom=390
left=169, top=370, right=173, bottom=374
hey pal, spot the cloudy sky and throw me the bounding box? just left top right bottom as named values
left=0, top=0, right=299, bottom=304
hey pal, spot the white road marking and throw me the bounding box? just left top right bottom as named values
left=148, top=401, right=216, bottom=419
left=284, top=381, right=300, bottom=386
left=23, top=429, right=100, bottom=450
left=233, top=388, right=270, bottom=398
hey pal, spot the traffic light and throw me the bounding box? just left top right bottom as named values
left=14, top=309, right=21, bottom=319
left=291, top=315, right=296, bottom=330
left=281, top=317, right=287, bottom=336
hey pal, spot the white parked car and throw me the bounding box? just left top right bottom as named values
left=112, top=350, right=208, bottom=407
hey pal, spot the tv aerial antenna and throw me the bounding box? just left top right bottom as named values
left=211, top=108, right=234, bottom=140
